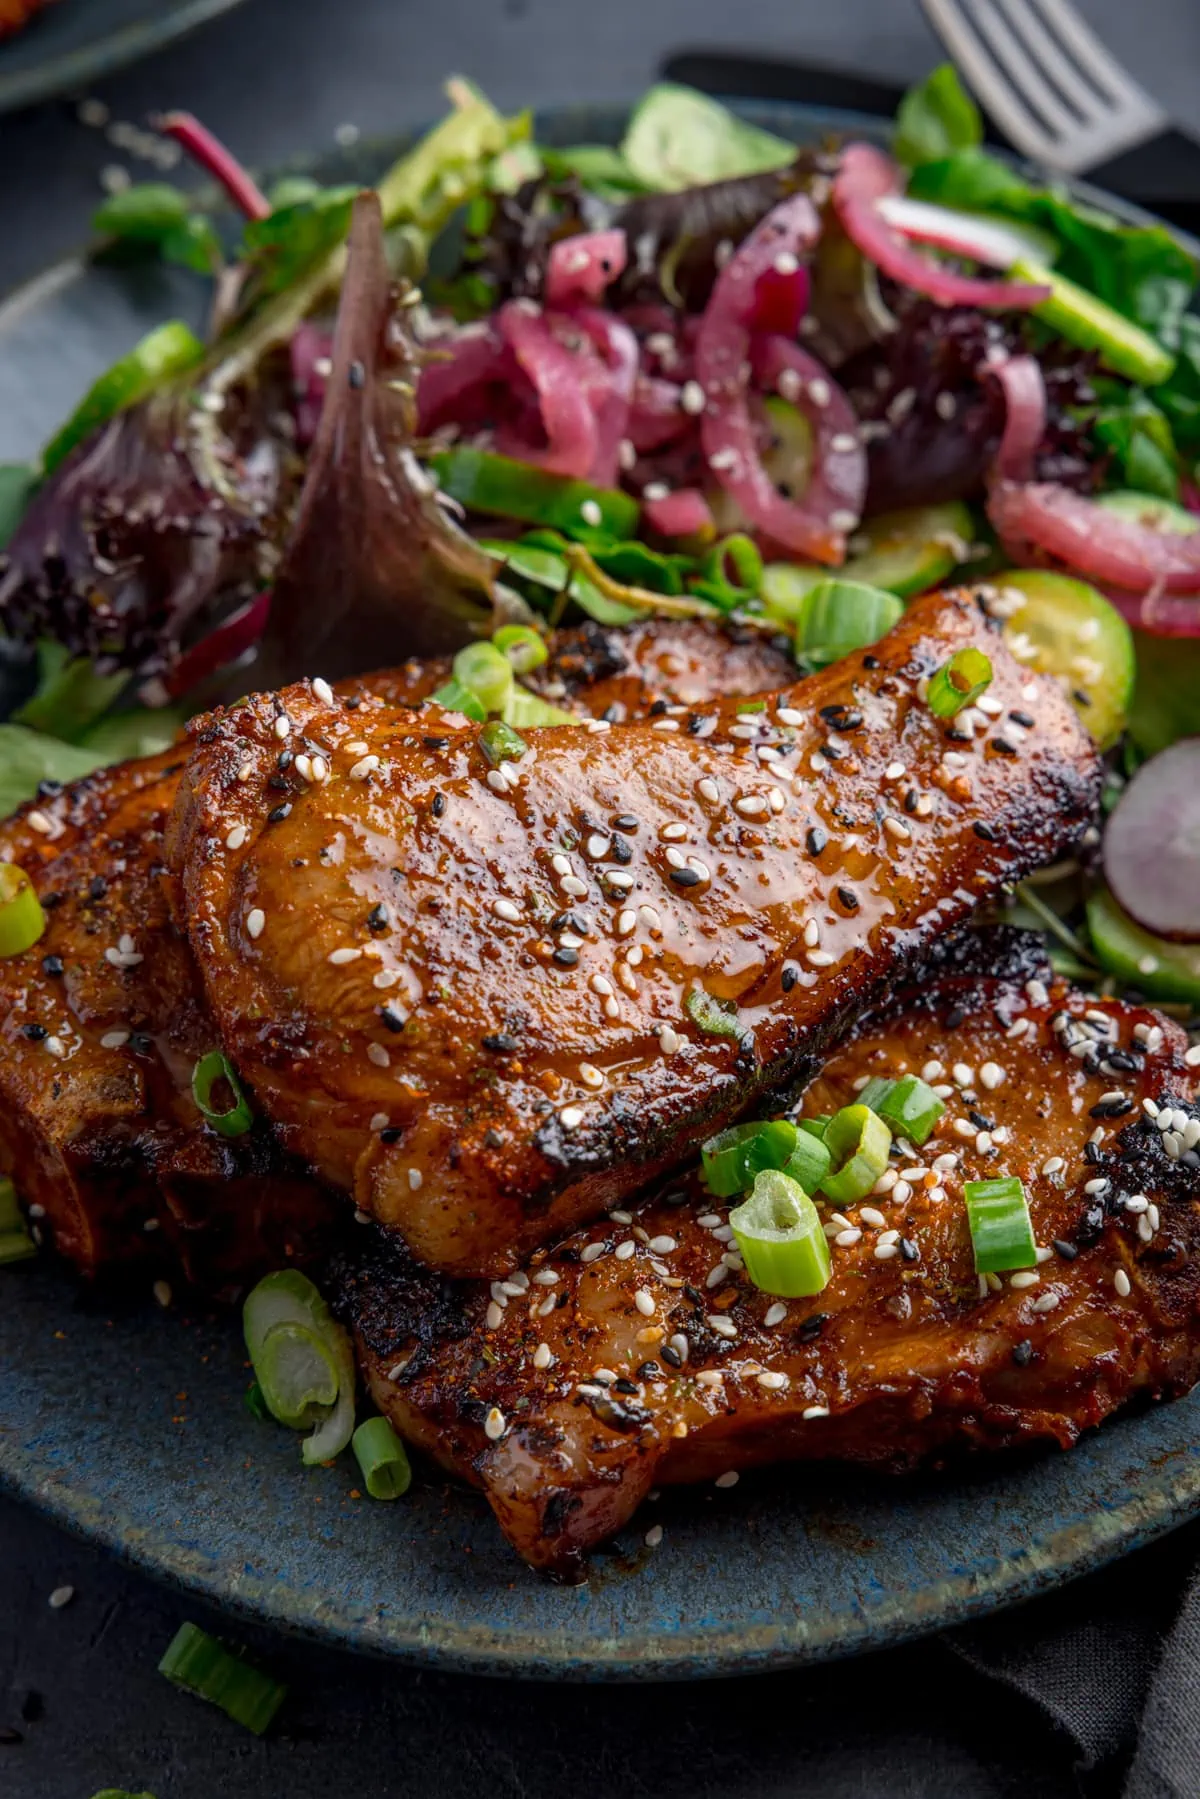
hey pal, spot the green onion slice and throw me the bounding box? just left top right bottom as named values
left=0, top=862, right=45, bottom=958
left=683, top=986, right=744, bottom=1039
left=158, top=1622, right=287, bottom=1736
left=794, top=579, right=903, bottom=668
left=479, top=719, right=527, bottom=765
left=492, top=623, right=549, bottom=674
left=820, top=1104, right=892, bottom=1205
left=431, top=676, right=487, bottom=722
left=964, top=1176, right=1037, bottom=1273
left=701, top=1119, right=799, bottom=1199
left=191, top=1050, right=254, bottom=1138
left=857, top=1074, right=945, bottom=1146
left=927, top=646, right=993, bottom=718
left=797, top=1115, right=831, bottom=1142
left=0, top=1178, right=35, bottom=1265
left=243, top=1269, right=356, bottom=1464
left=784, top=1127, right=833, bottom=1195
left=452, top=640, right=514, bottom=714
left=730, top=1170, right=832, bottom=1299
left=500, top=685, right=576, bottom=728
left=352, top=1416, right=413, bottom=1500
left=42, top=319, right=205, bottom=477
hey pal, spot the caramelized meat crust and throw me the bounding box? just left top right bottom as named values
left=342, top=960, right=1200, bottom=1573
left=170, top=589, right=1103, bottom=1277
left=0, top=622, right=789, bottom=1285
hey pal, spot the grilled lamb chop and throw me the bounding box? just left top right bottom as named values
left=341, top=942, right=1200, bottom=1574
left=170, top=587, right=1103, bottom=1278
left=0, top=620, right=790, bottom=1286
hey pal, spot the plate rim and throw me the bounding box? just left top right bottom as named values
left=2, top=93, right=1199, bottom=1679
left=0, top=0, right=248, bottom=117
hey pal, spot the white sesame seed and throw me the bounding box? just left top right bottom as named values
left=1084, top=1177, right=1109, bottom=1196
left=1138, top=954, right=1160, bottom=975
left=1114, top=1268, right=1132, bottom=1297
left=48, top=1586, right=74, bottom=1610
left=367, top=1043, right=390, bottom=1068
left=1149, top=1203, right=1161, bottom=1230
left=273, top=715, right=291, bottom=740
left=407, top=1168, right=423, bottom=1191
left=835, top=1228, right=862, bottom=1247
left=369, top=1112, right=389, bottom=1132
left=246, top=908, right=266, bottom=940
left=533, top=1343, right=553, bottom=1370
left=561, top=876, right=589, bottom=898
left=978, top=1062, right=1005, bottom=1090
left=225, top=824, right=248, bottom=850
left=705, top=1264, right=729, bottom=1289
left=634, top=1289, right=656, bottom=1317
left=1031, top=1292, right=1061, bottom=1313
left=486, top=1301, right=504, bottom=1329
left=580, top=499, right=603, bottom=527
left=533, top=1269, right=559, bottom=1286
left=560, top=1106, right=584, bottom=1131
left=707, top=1315, right=738, bottom=1341
left=872, top=1242, right=898, bottom=1260
left=614, top=1239, right=636, bottom=1261
left=350, top=755, right=379, bottom=780
left=1009, top=1271, right=1039, bottom=1289
left=153, top=1279, right=173, bottom=1307
left=859, top=1206, right=887, bottom=1228
left=312, top=677, right=334, bottom=705
left=645, top=1524, right=664, bottom=1548
left=100, top=1030, right=130, bottom=1050
left=953, top=1118, right=977, bottom=1140
left=484, top=1407, right=506, bottom=1440
left=757, top=1370, right=788, bottom=1391
left=803, top=1405, right=830, bottom=1420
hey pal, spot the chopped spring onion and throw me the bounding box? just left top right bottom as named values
left=191, top=1050, right=254, bottom=1139
left=793, top=579, right=903, bottom=668
left=452, top=641, right=514, bottom=714
left=701, top=1119, right=799, bottom=1198
left=964, top=1176, right=1038, bottom=1274
left=730, top=1170, right=832, bottom=1299
left=0, top=1176, right=36, bottom=1265
left=692, top=533, right=765, bottom=606
left=243, top=1269, right=356, bottom=1464
left=784, top=1126, right=834, bottom=1195
left=820, top=1104, right=892, bottom=1205
left=244, top=1379, right=272, bottom=1421
left=479, top=719, right=527, bottom=765
left=797, top=1115, right=831, bottom=1142
left=352, top=1416, right=413, bottom=1499
left=0, top=862, right=45, bottom=958
left=683, top=987, right=744, bottom=1039
left=430, top=676, right=488, bottom=722
left=857, top=1074, right=945, bottom=1146
left=927, top=646, right=993, bottom=718
left=500, top=685, right=576, bottom=729
left=158, top=1622, right=287, bottom=1736
left=493, top=623, right=549, bottom=674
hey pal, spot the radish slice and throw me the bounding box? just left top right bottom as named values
left=981, top=352, right=1047, bottom=483
left=877, top=195, right=1056, bottom=271
left=834, top=144, right=1052, bottom=311
left=1104, top=740, right=1200, bottom=939
left=570, top=306, right=639, bottom=488
left=1100, top=585, right=1200, bottom=637
left=545, top=229, right=628, bottom=307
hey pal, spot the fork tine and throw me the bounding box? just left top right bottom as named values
left=976, top=0, right=1091, bottom=140
left=920, top=0, right=1065, bottom=163
left=1035, top=0, right=1164, bottom=114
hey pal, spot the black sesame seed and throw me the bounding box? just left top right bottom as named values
left=41, top=955, right=63, bottom=978
left=1083, top=1141, right=1102, bottom=1165
left=348, top=359, right=365, bottom=388
left=687, top=713, right=714, bottom=735
left=669, top=867, right=702, bottom=887
left=602, top=704, right=621, bottom=723
left=1104, top=1050, right=1139, bottom=1072
left=483, top=1128, right=504, bottom=1149
left=662, top=1189, right=689, bottom=1206
left=267, top=773, right=291, bottom=791
left=819, top=742, right=843, bottom=761
left=1090, top=1096, right=1133, bottom=1119
left=781, top=963, right=800, bottom=991
left=636, top=1360, right=662, bottom=1380
left=368, top=903, right=389, bottom=932
left=1073, top=689, right=1092, bottom=708
left=900, top=1237, right=919, bottom=1262
left=1009, top=710, right=1035, bottom=728
left=268, top=803, right=292, bottom=823
left=423, top=735, right=450, bottom=750
left=611, top=815, right=639, bottom=833
left=613, top=1377, right=640, bottom=1396
left=550, top=911, right=588, bottom=935
left=1012, top=1340, right=1034, bottom=1367
left=41, top=891, right=62, bottom=909
left=836, top=886, right=859, bottom=912
left=1053, top=1239, right=1079, bottom=1260
left=610, top=836, right=633, bottom=865
left=483, top=1032, right=519, bottom=1054
left=991, top=737, right=1018, bottom=757
left=380, top=1127, right=403, bottom=1145
left=973, top=821, right=999, bottom=842
left=797, top=1312, right=827, bottom=1341
left=277, top=749, right=294, bottom=769
left=660, top=1344, right=683, bottom=1368
left=379, top=1004, right=406, bottom=1033
left=345, top=696, right=361, bottom=710
left=36, top=779, right=63, bottom=799
left=806, top=826, right=828, bottom=856
left=649, top=698, right=669, bottom=717
left=903, top=789, right=919, bottom=814
left=863, top=654, right=879, bottom=669
left=946, top=1007, right=967, bottom=1030
left=968, top=1110, right=994, bottom=1131
left=553, top=947, right=580, bottom=967
left=22, top=1023, right=47, bottom=1041
left=431, top=792, right=446, bottom=818
left=128, top=1032, right=152, bottom=1055
left=88, top=876, right=107, bottom=900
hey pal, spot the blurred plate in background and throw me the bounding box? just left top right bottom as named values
left=0, top=0, right=247, bottom=115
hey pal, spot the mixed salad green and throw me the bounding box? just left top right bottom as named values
left=4, top=68, right=1200, bottom=1005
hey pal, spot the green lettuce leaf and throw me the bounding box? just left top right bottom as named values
left=93, top=182, right=223, bottom=274
left=620, top=84, right=794, bottom=191
left=894, top=64, right=982, bottom=168
left=1092, top=385, right=1181, bottom=500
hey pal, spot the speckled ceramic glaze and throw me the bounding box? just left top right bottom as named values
left=1, top=102, right=1197, bottom=1678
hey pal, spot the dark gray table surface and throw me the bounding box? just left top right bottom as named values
left=3, top=3, right=1200, bottom=1796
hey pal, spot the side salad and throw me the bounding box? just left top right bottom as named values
left=4, top=69, right=1200, bottom=1003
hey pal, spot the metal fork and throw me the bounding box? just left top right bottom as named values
left=920, top=0, right=1200, bottom=192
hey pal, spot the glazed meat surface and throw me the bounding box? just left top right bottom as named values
left=342, top=945, right=1200, bottom=1573
left=0, top=621, right=787, bottom=1285
left=171, top=588, right=1103, bottom=1278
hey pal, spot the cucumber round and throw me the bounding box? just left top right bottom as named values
left=762, top=501, right=976, bottom=622
left=1087, top=884, right=1200, bottom=1006
left=992, top=568, right=1134, bottom=750
left=710, top=396, right=813, bottom=539
left=1096, top=488, right=1200, bottom=537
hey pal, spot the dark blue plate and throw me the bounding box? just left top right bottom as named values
left=0, top=0, right=247, bottom=116
left=2, top=101, right=1198, bottom=1680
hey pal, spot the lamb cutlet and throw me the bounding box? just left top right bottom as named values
left=0, top=621, right=790, bottom=1286
left=170, top=587, right=1103, bottom=1279
left=341, top=942, right=1200, bottom=1573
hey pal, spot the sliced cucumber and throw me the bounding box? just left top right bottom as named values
left=762, top=501, right=976, bottom=621
left=710, top=396, right=813, bottom=538
left=1088, top=885, right=1200, bottom=1006
left=1010, top=259, right=1176, bottom=387
left=1097, top=488, right=1200, bottom=537
left=992, top=568, right=1134, bottom=750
